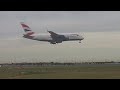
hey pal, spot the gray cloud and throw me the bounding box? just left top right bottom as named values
left=0, top=11, right=120, bottom=38
left=0, top=11, right=120, bottom=63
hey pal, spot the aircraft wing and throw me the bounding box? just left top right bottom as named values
left=47, top=31, right=64, bottom=44
left=47, top=31, right=59, bottom=36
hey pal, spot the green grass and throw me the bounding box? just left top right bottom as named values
left=0, top=65, right=120, bottom=79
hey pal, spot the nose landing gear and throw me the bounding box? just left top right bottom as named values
left=79, top=41, right=81, bottom=43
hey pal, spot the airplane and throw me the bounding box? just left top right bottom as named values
left=20, top=22, right=84, bottom=44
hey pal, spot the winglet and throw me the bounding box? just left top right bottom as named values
left=47, top=31, right=58, bottom=36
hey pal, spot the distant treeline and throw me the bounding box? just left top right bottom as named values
left=0, top=61, right=120, bottom=66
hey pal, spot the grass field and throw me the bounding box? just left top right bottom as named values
left=0, top=64, right=120, bottom=79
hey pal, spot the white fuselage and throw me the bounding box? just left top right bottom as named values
left=33, top=34, right=52, bottom=41
left=30, top=33, right=84, bottom=42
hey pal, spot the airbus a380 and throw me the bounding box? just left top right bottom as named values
left=20, top=22, right=84, bottom=44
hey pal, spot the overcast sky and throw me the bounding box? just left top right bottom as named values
left=0, top=11, right=120, bottom=63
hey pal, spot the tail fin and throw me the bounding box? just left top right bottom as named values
left=20, top=22, right=35, bottom=36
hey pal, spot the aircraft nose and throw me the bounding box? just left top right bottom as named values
left=80, top=36, right=84, bottom=40
left=81, top=37, right=84, bottom=40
